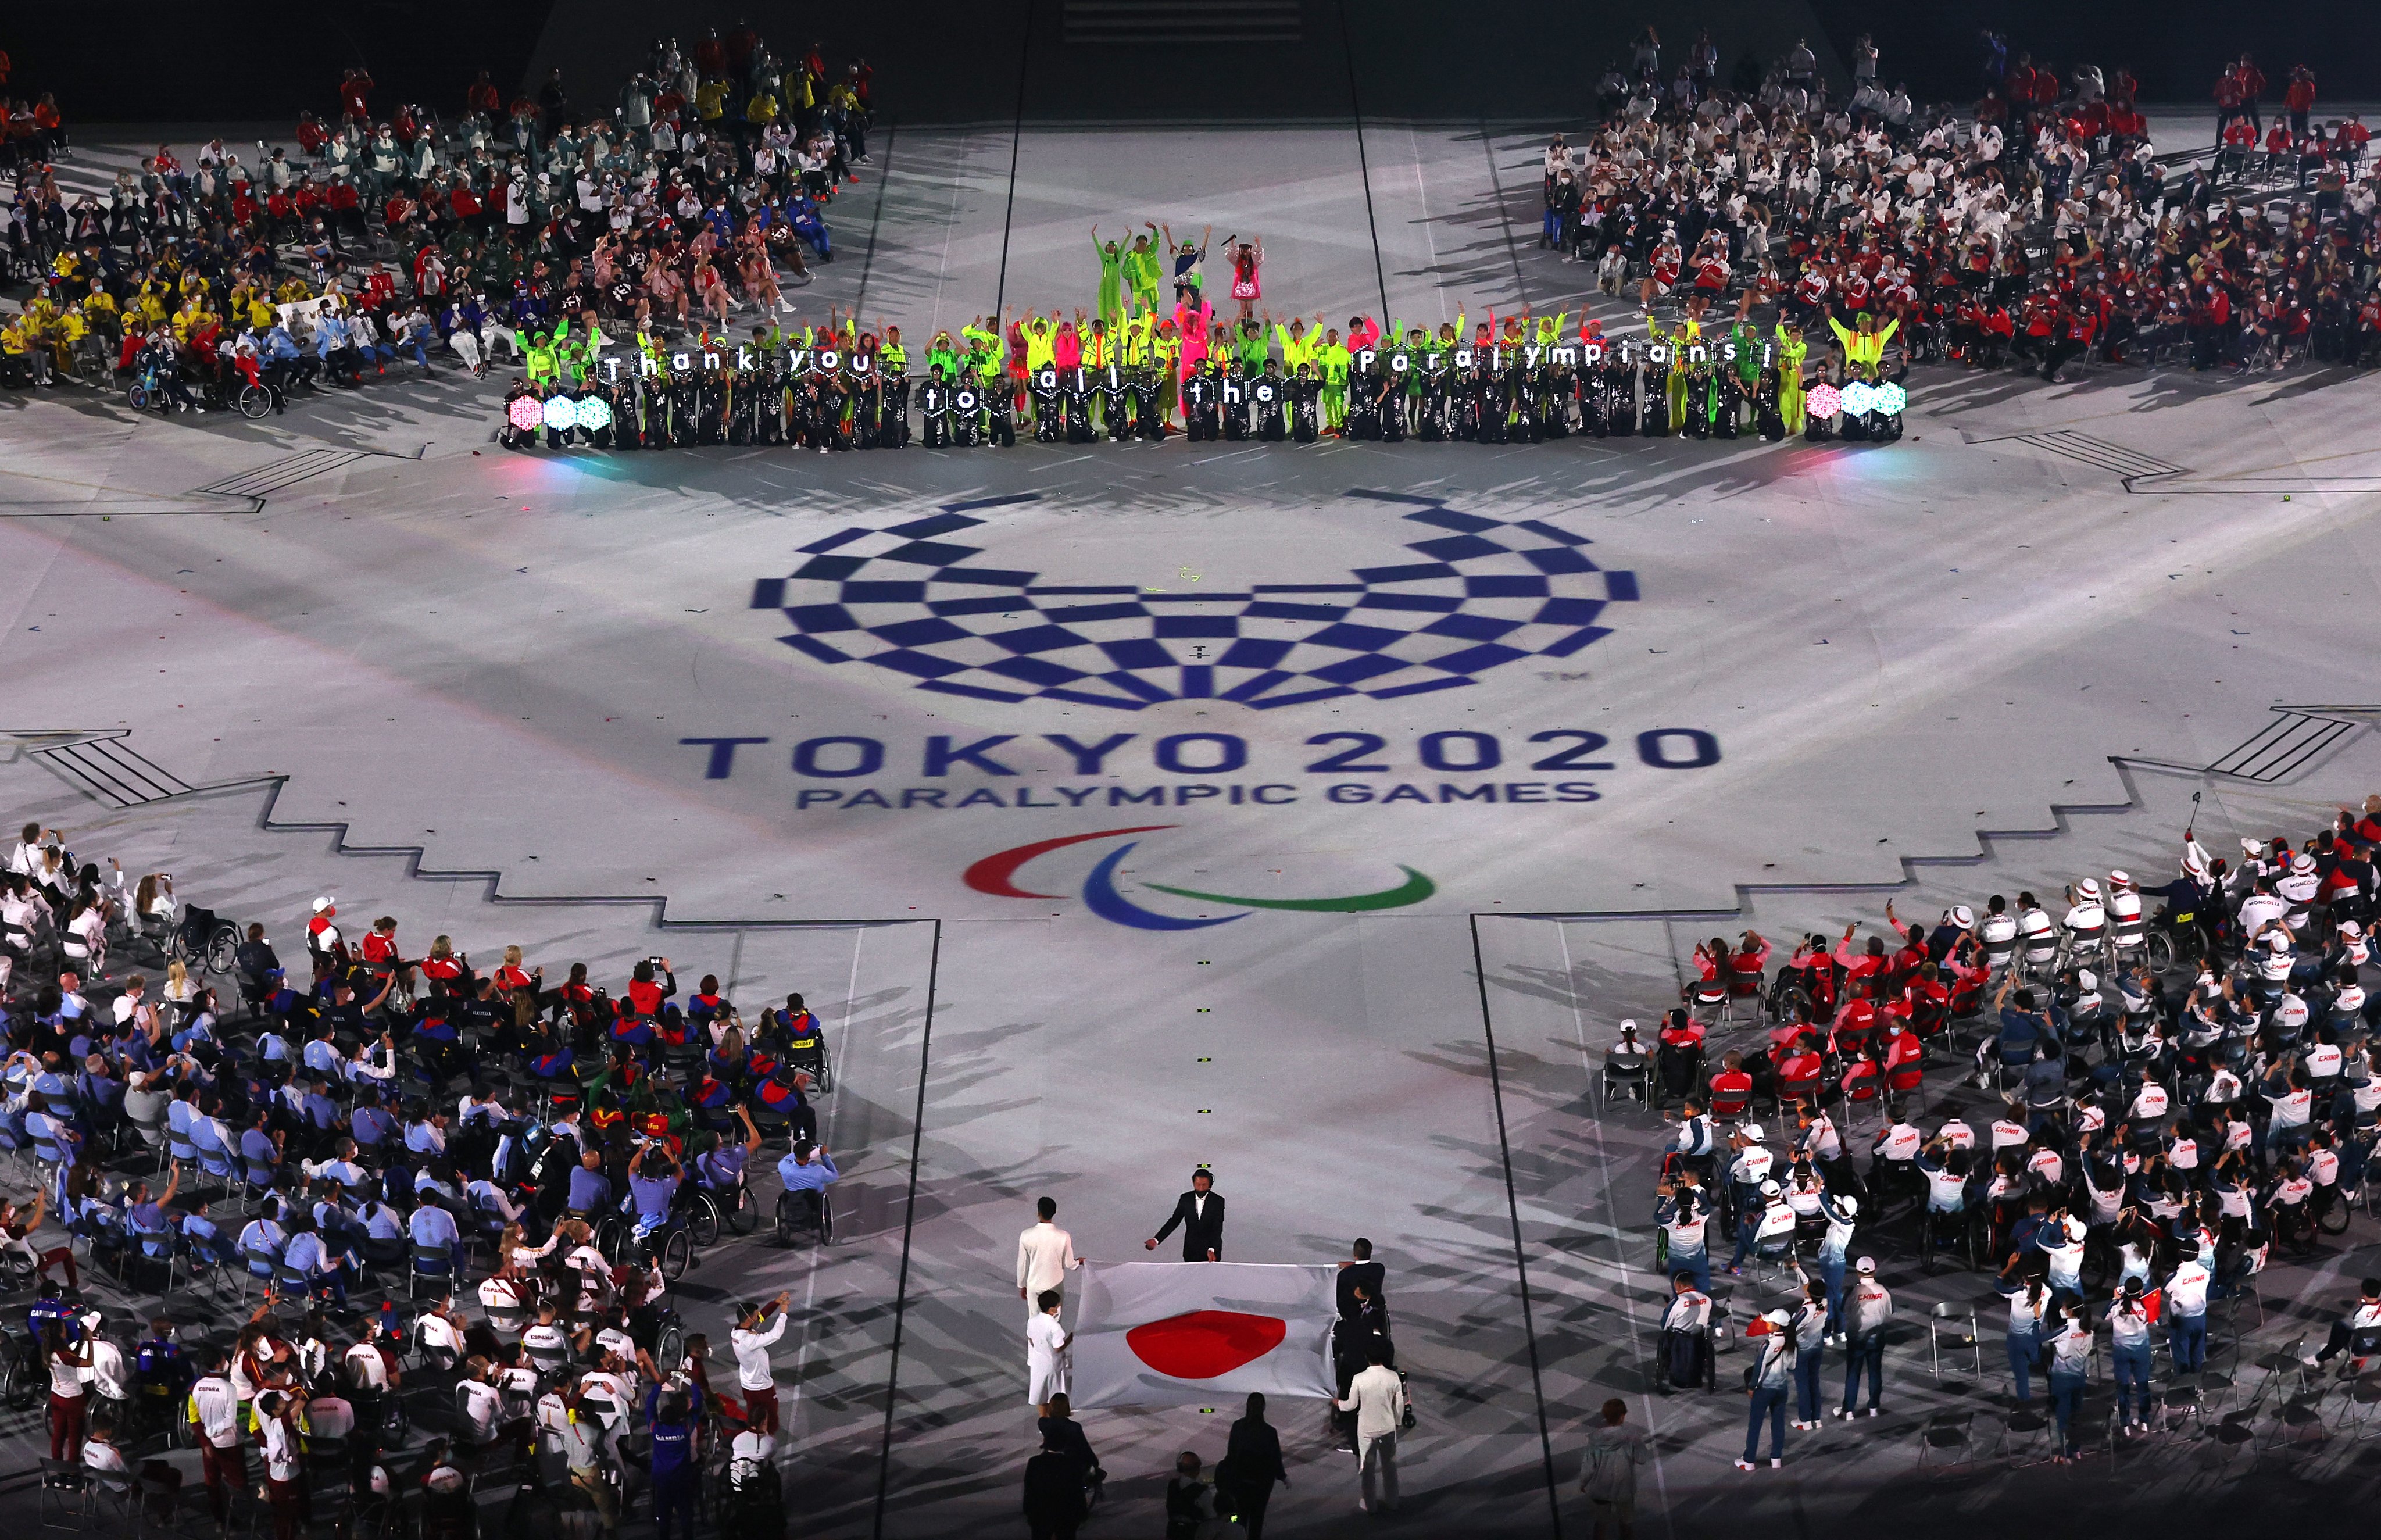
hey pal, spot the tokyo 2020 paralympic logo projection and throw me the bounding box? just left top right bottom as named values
left=749, top=494, right=1636, bottom=710
left=963, top=824, right=1435, bottom=931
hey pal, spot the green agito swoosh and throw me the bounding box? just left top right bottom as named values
left=1141, top=866, right=1437, bottom=913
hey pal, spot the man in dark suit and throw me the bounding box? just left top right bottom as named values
left=1145, top=1167, right=1225, bottom=1261
left=1021, top=1438, right=1086, bottom=1540
left=1337, top=1238, right=1388, bottom=1323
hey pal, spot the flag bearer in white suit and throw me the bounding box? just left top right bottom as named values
left=1336, top=1339, right=1405, bottom=1513
left=1028, top=1291, right=1071, bottom=1414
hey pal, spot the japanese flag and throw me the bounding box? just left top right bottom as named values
left=1067, top=1261, right=1338, bottom=1408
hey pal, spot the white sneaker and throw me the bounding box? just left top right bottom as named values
left=1734, top=1458, right=1757, bottom=1471
left=1769, top=1457, right=1783, bottom=1468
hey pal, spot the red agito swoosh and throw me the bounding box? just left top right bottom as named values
left=1125, top=1310, right=1288, bottom=1380
left=961, top=825, right=1175, bottom=898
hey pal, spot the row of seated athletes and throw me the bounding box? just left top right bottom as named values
left=46, top=1038, right=840, bottom=1313
left=3, top=937, right=840, bottom=1269
left=34, top=1258, right=793, bottom=1537
left=1639, top=901, right=2378, bottom=1202
left=1652, top=826, right=2376, bottom=1066
left=494, top=345, right=1912, bottom=455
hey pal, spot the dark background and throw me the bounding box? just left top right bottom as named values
left=7, top=2, right=2376, bottom=128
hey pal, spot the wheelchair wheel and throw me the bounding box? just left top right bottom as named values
left=126, top=382, right=150, bottom=410
left=818, top=1194, right=834, bottom=1246
left=724, top=1181, right=758, bottom=1235
left=237, top=383, right=273, bottom=419
left=595, top=1214, right=626, bottom=1264
left=2146, top=931, right=2178, bottom=975
left=205, top=920, right=239, bottom=974
left=690, top=1194, right=722, bottom=1249
left=660, top=1226, right=693, bottom=1281
left=811, top=1042, right=834, bottom=1094
left=656, top=1320, right=684, bottom=1372
left=2318, top=1196, right=2352, bottom=1237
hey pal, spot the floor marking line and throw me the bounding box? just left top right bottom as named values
left=993, top=1, right=1035, bottom=317
left=1472, top=914, right=1565, bottom=1538
left=1338, top=0, right=1390, bottom=322
left=871, top=918, right=942, bottom=1539
left=1556, top=923, right=1672, bottom=1540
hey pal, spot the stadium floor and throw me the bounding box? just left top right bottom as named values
left=5, top=118, right=2381, bottom=1539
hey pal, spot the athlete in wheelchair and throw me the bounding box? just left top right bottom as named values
left=616, top=1140, right=698, bottom=1280
left=1915, top=1137, right=1986, bottom=1271
left=1653, top=1009, right=1706, bottom=1113
left=760, top=992, right=834, bottom=1093
left=1654, top=1271, right=1719, bottom=1392
left=774, top=1138, right=839, bottom=1245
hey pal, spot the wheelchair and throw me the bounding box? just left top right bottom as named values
left=169, top=905, right=241, bottom=975
left=599, top=1208, right=695, bottom=1282
left=774, top=1187, right=834, bottom=1247
left=782, top=1024, right=834, bottom=1094
left=689, top=1174, right=759, bottom=1247
left=1919, top=1205, right=1986, bottom=1274
left=716, top=1454, right=786, bottom=1540
left=1651, top=1041, right=1704, bottom=1114
left=1655, top=1321, right=1719, bottom=1393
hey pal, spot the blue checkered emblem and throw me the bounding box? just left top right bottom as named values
left=750, top=492, right=1636, bottom=710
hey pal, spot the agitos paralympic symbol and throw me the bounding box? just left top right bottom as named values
left=963, top=826, right=1435, bottom=931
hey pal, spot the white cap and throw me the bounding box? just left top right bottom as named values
left=1762, top=1308, right=1792, bottom=1327
left=2293, top=853, right=2316, bottom=874
left=312, top=895, right=335, bottom=912
left=1739, top=1123, right=1765, bottom=1143
left=2076, top=969, right=2098, bottom=991
left=2108, top=870, right=2133, bottom=888
left=1618, top=1018, right=1638, bottom=1032
left=2268, top=931, right=2293, bottom=953
left=2243, top=837, right=2265, bottom=855
left=1950, top=905, right=1975, bottom=928
left=2077, top=878, right=2101, bottom=899
left=2064, top=1216, right=2088, bottom=1242
left=1835, top=1194, right=1859, bottom=1218
left=1856, top=1256, right=1877, bottom=1275
left=1760, top=1179, right=1781, bottom=1198
left=2343, top=921, right=2366, bottom=939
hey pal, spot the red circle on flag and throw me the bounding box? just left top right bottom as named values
left=1125, top=1310, right=1288, bottom=1380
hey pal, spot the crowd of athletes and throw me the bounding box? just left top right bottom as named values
left=9, top=30, right=2381, bottom=451
left=1629, top=796, right=2381, bottom=1474
left=0, top=28, right=868, bottom=419
left=1535, top=32, right=2381, bottom=388
left=1, top=821, right=839, bottom=1536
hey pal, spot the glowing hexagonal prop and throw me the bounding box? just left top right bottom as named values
left=507, top=396, right=545, bottom=430
left=1840, top=380, right=1875, bottom=416
left=541, top=395, right=581, bottom=431
left=574, top=395, right=613, bottom=431
left=1806, top=383, right=1842, bottom=419
left=1872, top=382, right=1907, bottom=416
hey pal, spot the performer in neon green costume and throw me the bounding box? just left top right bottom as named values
left=1092, top=228, right=1125, bottom=329
left=1774, top=321, right=1809, bottom=434
left=1315, top=326, right=1350, bottom=431
left=1641, top=312, right=1694, bottom=435
left=1121, top=223, right=1163, bottom=318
